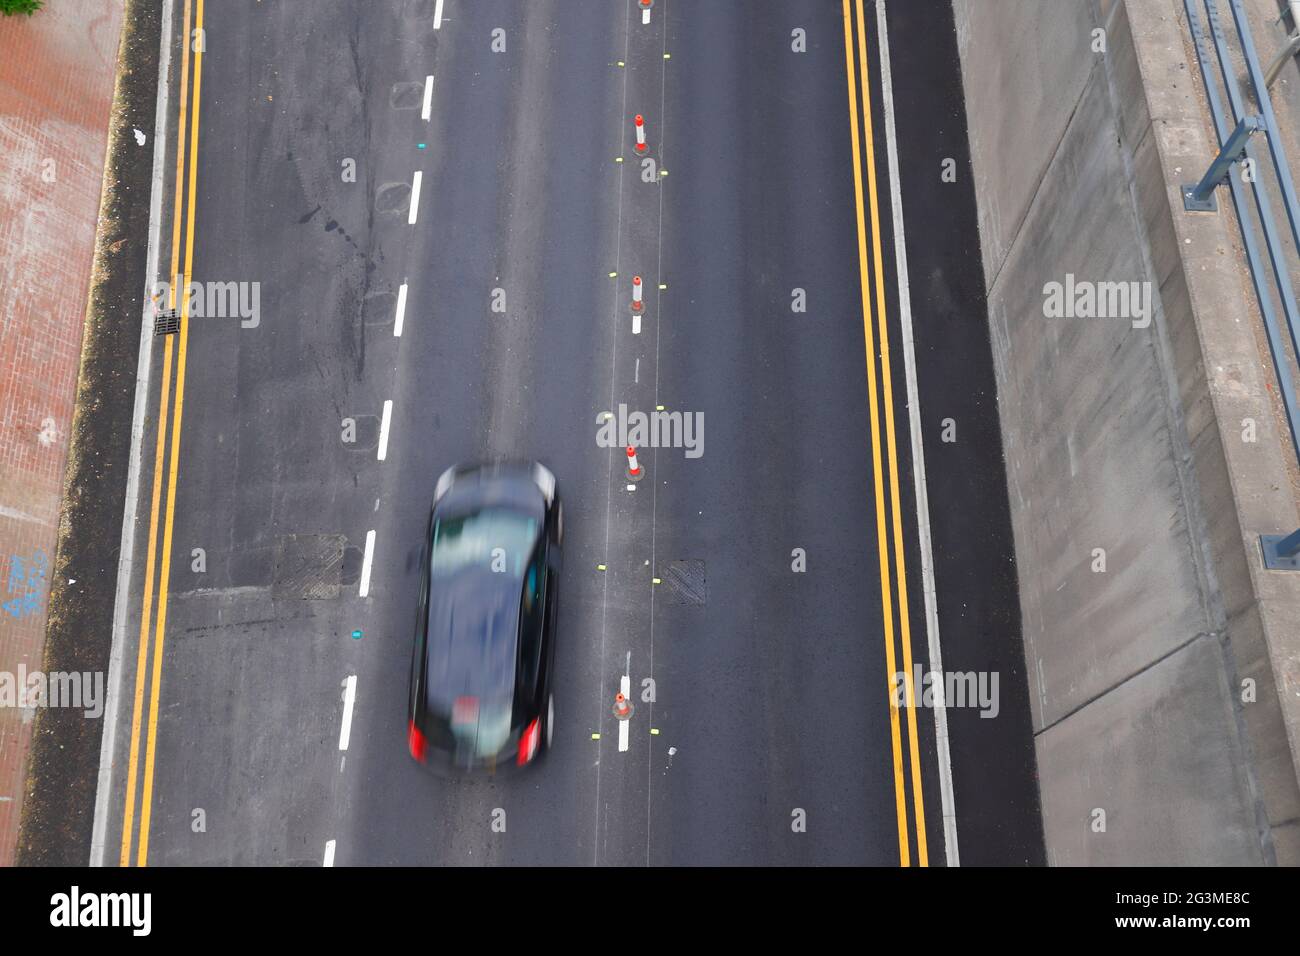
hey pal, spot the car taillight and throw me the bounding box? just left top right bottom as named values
left=517, top=717, right=540, bottom=766
left=408, top=719, right=427, bottom=762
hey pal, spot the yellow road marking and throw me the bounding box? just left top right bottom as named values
left=166, top=0, right=193, bottom=314
left=137, top=0, right=205, bottom=867
left=842, top=0, right=909, bottom=867
left=118, top=342, right=172, bottom=869
left=854, top=0, right=929, bottom=866
left=119, top=0, right=193, bottom=868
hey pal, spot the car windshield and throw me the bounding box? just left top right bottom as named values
left=430, top=509, right=538, bottom=579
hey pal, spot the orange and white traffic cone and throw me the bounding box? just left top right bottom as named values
left=639, top=0, right=654, bottom=23
left=626, top=445, right=643, bottom=482
left=631, top=275, right=644, bottom=314
left=634, top=114, right=648, bottom=154
left=613, top=692, right=633, bottom=720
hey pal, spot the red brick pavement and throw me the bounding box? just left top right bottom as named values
left=0, top=0, right=124, bottom=865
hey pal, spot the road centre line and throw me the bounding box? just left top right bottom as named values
left=133, top=0, right=206, bottom=868
left=434, top=0, right=444, bottom=30
left=323, top=840, right=337, bottom=867
left=854, top=0, right=929, bottom=865
left=421, top=75, right=434, bottom=120
left=843, top=0, right=911, bottom=867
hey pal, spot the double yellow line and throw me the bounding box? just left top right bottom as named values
left=841, top=0, right=928, bottom=866
left=119, top=0, right=205, bottom=867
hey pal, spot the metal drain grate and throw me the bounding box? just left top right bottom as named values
left=662, top=559, right=706, bottom=606
left=154, top=310, right=180, bottom=336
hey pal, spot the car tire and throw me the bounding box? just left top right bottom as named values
left=546, top=693, right=554, bottom=749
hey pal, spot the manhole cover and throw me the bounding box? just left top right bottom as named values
left=662, top=559, right=706, bottom=606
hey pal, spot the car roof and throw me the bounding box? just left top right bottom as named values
left=422, top=486, right=545, bottom=719
left=423, top=560, right=524, bottom=716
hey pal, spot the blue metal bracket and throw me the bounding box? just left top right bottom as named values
left=1261, top=528, right=1300, bottom=570
left=1183, top=114, right=1264, bottom=211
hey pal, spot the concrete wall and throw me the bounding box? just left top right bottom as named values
left=955, top=0, right=1300, bottom=863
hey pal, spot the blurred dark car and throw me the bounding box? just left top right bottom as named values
left=407, top=462, right=561, bottom=774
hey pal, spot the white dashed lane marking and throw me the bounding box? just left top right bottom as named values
left=339, top=675, right=357, bottom=751
left=359, top=529, right=376, bottom=597
left=394, top=282, right=408, bottom=337
left=378, top=400, right=393, bottom=461
left=409, top=171, right=423, bottom=225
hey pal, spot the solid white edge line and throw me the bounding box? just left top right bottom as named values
left=393, top=281, right=408, bottom=337
left=377, top=400, right=393, bottom=461
left=338, top=676, right=357, bottom=751
left=876, top=0, right=960, bottom=867
left=421, top=74, right=434, bottom=121
left=434, top=0, right=444, bottom=30
left=323, top=839, right=336, bottom=867
left=408, top=170, right=422, bottom=225
left=359, top=529, right=376, bottom=597
left=91, top=0, right=176, bottom=868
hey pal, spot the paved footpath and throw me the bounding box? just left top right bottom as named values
left=0, top=0, right=123, bottom=864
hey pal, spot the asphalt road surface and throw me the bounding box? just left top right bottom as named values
left=91, top=0, right=1044, bottom=867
